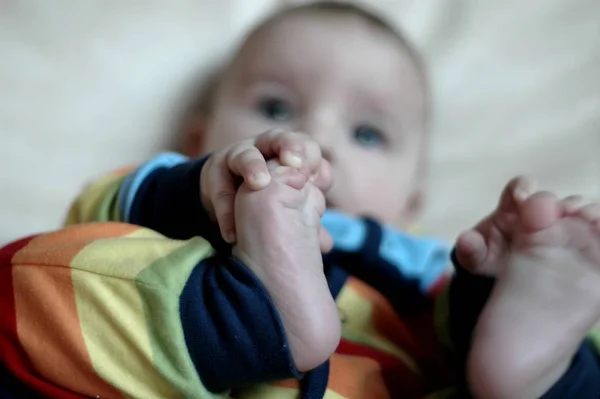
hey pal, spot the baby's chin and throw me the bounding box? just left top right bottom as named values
left=324, top=199, right=361, bottom=219
left=325, top=198, right=347, bottom=214
left=326, top=198, right=408, bottom=227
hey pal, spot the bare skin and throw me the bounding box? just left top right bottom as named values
left=457, top=178, right=600, bottom=398
left=230, top=154, right=339, bottom=372
left=201, top=130, right=326, bottom=244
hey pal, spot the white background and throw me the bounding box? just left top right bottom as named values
left=0, top=0, right=598, bottom=244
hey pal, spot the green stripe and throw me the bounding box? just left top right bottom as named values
left=434, top=284, right=454, bottom=357
left=99, top=176, right=124, bottom=221
left=587, top=328, right=600, bottom=355
left=135, top=236, right=227, bottom=398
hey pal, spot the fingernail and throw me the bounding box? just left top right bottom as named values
left=282, top=152, right=303, bottom=168
left=253, top=171, right=270, bottom=186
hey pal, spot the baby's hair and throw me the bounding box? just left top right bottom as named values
left=196, top=1, right=428, bottom=120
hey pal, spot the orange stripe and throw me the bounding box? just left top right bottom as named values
left=12, top=222, right=138, bottom=266
left=328, top=354, right=391, bottom=398
left=347, top=279, right=451, bottom=390
left=111, top=165, right=136, bottom=177
left=272, top=354, right=391, bottom=398
left=11, top=223, right=138, bottom=397
left=345, top=278, right=419, bottom=353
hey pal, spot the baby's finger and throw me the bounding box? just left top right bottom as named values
left=319, top=227, right=334, bottom=254
left=227, top=144, right=271, bottom=190
left=207, top=165, right=238, bottom=243
left=256, top=130, right=322, bottom=173
left=311, top=159, right=333, bottom=193
left=255, top=130, right=302, bottom=167
left=289, top=135, right=321, bottom=173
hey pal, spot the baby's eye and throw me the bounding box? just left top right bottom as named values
left=353, top=125, right=386, bottom=148
left=258, top=97, right=294, bottom=122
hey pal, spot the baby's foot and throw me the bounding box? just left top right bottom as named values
left=468, top=193, right=600, bottom=399
left=232, top=163, right=340, bottom=372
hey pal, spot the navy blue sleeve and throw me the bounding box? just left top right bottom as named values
left=0, top=364, right=37, bottom=399
left=128, top=157, right=231, bottom=254
left=541, top=340, right=600, bottom=398
left=448, top=250, right=600, bottom=398
left=179, top=255, right=301, bottom=392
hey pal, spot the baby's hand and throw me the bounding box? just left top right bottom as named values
left=200, top=130, right=329, bottom=243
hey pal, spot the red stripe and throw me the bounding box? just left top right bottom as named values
left=427, top=275, right=449, bottom=299
left=336, top=338, right=424, bottom=398
left=0, top=235, right=83, bottom=398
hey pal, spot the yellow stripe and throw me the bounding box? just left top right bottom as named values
left=64, top=173, right=125, bottom=225
left=70, top=228, right=189, bottom=398
left=323, top=390, right=347, bottom=399
left=235, top=385, right=345, bottom=399
left=336, top=284, right=418, bottom=373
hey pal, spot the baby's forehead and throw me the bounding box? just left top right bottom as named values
left=234, top=12, right=418, bottom=83
left=236, top=13, right=422, bottom=97
left=238, top=8, right=411, bottom=62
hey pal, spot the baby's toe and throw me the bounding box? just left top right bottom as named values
left=575, top=203, right=600, bottom=233
left=269, top=164, right=308, bottom=190
left=456, top=230, right=489, bottom=274
left=575, top=203, right=600, bottom=224
left=520, top=191, right=561, bottom=233
left=560, top=195, right=586, bottom=215
left=498, top=176, right=535, bottom=211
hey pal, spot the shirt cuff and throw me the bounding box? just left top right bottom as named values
left=179, top=256, right=301, bottom=392
left=540, top=340, right=600, bottom=399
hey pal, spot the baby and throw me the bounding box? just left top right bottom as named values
left=1, top=2, right=600, bottom=398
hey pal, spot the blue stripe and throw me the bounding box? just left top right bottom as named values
left=118, top=152, right=189, bottom=221
left=322, top=209, right=449, bottom=292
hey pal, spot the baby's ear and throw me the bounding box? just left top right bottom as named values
left=183, top=120, right=206, bottom=158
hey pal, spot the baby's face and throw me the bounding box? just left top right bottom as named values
left=201, top=11, right=427, bottom=226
